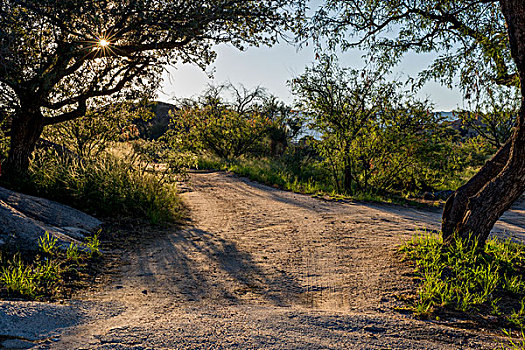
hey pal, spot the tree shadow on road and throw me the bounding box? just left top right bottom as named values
left=131, top=225, right=304, bottom=307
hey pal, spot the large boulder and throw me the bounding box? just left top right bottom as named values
left=0, top=187, right=102, bottom=251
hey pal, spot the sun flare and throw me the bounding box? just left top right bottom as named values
left=98, top=38, right=110, bottom=47
left=88, top=35, right=115, bottom=56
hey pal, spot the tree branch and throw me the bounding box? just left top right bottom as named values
left=43, top=99, right=86, bottom=126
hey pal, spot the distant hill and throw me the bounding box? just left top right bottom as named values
left=135, top=101, right=178, bottom=139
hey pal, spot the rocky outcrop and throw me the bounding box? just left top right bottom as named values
left=134, top=101, right=177, bottom=139
left=0, top=187, right=102, bottom=251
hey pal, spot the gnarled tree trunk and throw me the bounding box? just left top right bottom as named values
left=442, top=0, right=525, bottom=245
left=3, top=106, right=44, bottom=178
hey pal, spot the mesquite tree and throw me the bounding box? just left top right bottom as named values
left=292, top=56, right=394, bottom=194
left=306, top=0, right=525, bottom=245
left=0, top=0, right=297, bottom=176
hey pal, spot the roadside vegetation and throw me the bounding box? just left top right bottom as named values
left=0, top=232, right=101, bottom=300
left=163, top=68, right=507, bottom=204
left=1, top=103, right=187, bottom=225
left=401, top=232, right=525, bottom=347
left=0, top=102, right=188, bottom=299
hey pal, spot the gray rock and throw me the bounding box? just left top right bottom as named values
left=0, top=187, right=101, bottom=230
left=1, top=338, right=35, bottom=349
left=0, top=187, right=102, bottom=251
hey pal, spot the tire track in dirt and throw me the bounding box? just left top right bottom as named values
left=20, top=171, right=524, bottom=349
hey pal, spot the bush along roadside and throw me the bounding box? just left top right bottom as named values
left=17, top=148, right=186, bottom=225
left=400, top=232, right=525, bottom=347
left=196, top=154, right=438, bottom=207
left=0, top=231, right=101, bottom=300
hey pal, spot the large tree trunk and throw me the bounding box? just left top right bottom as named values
left=442, top=142, right=511, bottom=241
left=442, top=0, right=525, bottom=245
left=3, top=107, right=45, bottom=178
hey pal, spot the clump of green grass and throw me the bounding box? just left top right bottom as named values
left=0, top=232, right=101, bottom=300
left=197, top=154, right=330, bottom=195
left=504, top=329, right=525, bottom=350
left=400, top=232, right=525, bottom=330
left=85, top=233, right=101, bottom=258
left=22, top=150, right=184, bottom=224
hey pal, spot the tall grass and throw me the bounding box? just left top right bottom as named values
left=197, top=154, right=430, bottom=205
left=198, top=155, right=329, bottom=194
left=23, top=150, right=184, bottom=224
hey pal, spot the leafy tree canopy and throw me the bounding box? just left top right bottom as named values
left=0, top=0, right=299, bottom=173
left=302, top=0, right=517, bottom=98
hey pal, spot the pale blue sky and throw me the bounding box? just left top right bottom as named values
left=158, top=41, right=465, bottom=112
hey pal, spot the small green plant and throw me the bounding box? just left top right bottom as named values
left=85, top=233, right=101, bottom=258
left=509, top=300, right=525, bottom=329
left=66, top=243, right=81, bottom=262
left=39, top=231, right=58, bottom=255
left=0, top=256, right=39, bottom=299
left=35, top=259, right=61, bottom=285
left=1, top=232, right=103, bottom=300
left=503, top=328, right=525, bottom=350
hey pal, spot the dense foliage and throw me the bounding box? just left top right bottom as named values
left=7, top=107, right=187, bottom=224
left=0, top=0, right=299, bottom=174
left=167, top=84, right=301, bottom=160
left=292, top=57, right=462, bottom=195
left=172, top=77, right=506, bottom=200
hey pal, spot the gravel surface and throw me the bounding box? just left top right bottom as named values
left=1, top=171, right=524, bottom=349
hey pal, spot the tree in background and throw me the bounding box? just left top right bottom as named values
left=292, top=56, right=390, bottom=194
left=304, top=0, right=525, bottom=245
left=362, top=99, right=459, bottom=194
left=168, top=84, right=272, bottom=160
left=42, top=102, right=151, bottom=159
left=292, top=56, right=457, bottom=195
left=0, top=0, right=297, bottom=176
left=168, top=83, right=303, bottom=161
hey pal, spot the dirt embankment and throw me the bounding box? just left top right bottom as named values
left=2, top=171, right=524, bottom=349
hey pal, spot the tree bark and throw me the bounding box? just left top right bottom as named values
left=343, top=147, right=353, bottom=194
left=442, top=141, right=511, bottom=242
left=3, top=107, right=45, bottom=178
left=441, top=0, right=525, bottom=245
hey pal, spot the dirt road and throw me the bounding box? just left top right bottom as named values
left=2, top=171, right=524, bottom=349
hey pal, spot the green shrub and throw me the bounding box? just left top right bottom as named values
left=196, top=154, right=428, bottom=206
left=169, top=103, right=270, bottom=160
left=197, top=154, right=330, bottom=195
left=0, top=256, right=40, bottom=299
left=38, top=231, right=58, bottom=256
left=66, top=243, right=81, bottom=262
left=85, top=233, right=101, bottom=258
left=26, top=150, right=183, bottom=224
